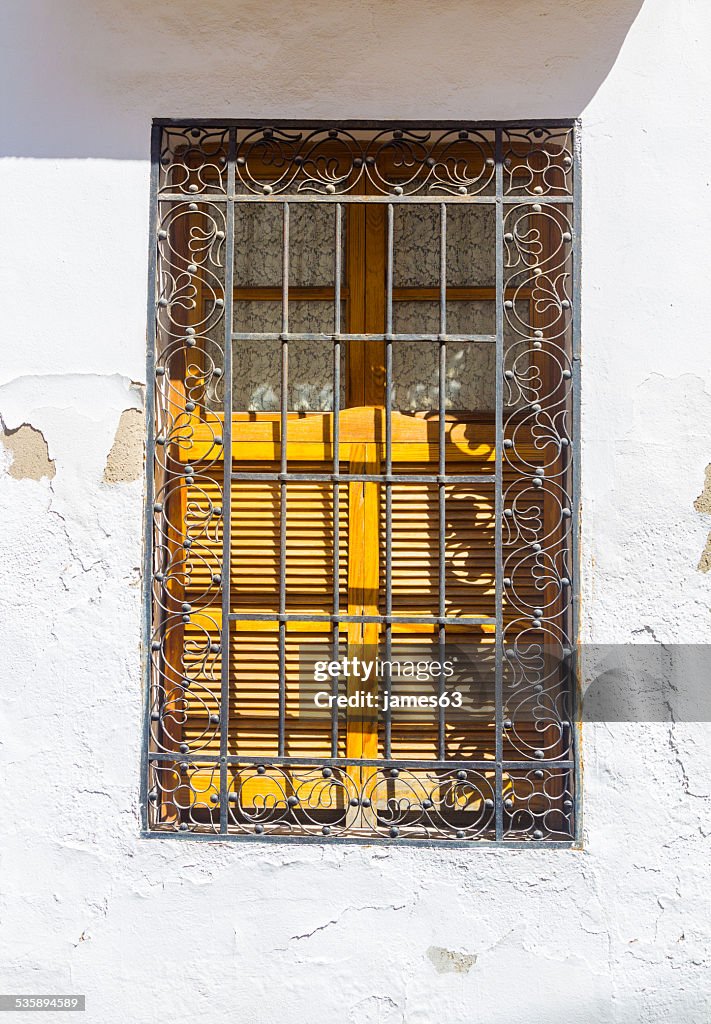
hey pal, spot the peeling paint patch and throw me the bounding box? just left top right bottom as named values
left=103, top=408, right=145, bottom=484
left=0, top=423, right=56, bottom=480
left=427, top=945, right=477, bottom=974
left=693, top=464, right=711, bottom=573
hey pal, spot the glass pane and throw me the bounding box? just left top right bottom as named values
left=233, top=339, right=346, bottom=412
left=393, top=205, right=495, bottom=289
left=234, top=204, right=344, bottom=290
left=446, top=205, right=495, bottom=287
left=235, top=205, right=281, bottom=288
left=289, top=204, right=340, bottom=288
left=392, top=299, right=495, bottom=336
left=392, top=341, right=495, bottom=412
left=394, top=206, right=438, bottom=288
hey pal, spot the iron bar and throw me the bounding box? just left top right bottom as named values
left=278, top=201, right=289, bottom=757
left=438, top=201, right=447, bottom=760
left=219, top=127, right=236, bottom=832
left=331, top=202, right=342, bottom=756
left=494, top=128, right=504, bottom=842
left=231, top=473, right=495, bottom=484
left=227, top=612, right=497, bottom=626
left=231, top=332, right=496, bottom=343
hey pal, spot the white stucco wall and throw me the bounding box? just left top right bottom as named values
left=1, top=1, right=710, bottom=1021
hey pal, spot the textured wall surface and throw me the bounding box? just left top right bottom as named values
left=1, top=1, right=710, bottom=1021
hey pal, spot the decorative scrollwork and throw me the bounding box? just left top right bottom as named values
left=504, top=769, right=574, bottom=839
left=503, top=127, right=574, bottom=196
left=233, top=126, right=495, bottom=196
left=159, top=127, right=229, bottom=194
left=227, top=763, right=497, bottom=839
left=502, top=199, right=574, bottom=761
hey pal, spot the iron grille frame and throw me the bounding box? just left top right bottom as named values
left=141, top=119, right=582, bottom=847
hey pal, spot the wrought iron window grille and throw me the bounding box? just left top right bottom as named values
left=143, top=120, right=581, bottom=846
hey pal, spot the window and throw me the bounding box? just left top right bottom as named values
left=144, top=122, right=579, bottom=844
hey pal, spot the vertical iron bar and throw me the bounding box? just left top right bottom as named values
left=331, top=203, right=342, bottom=756
left=219, top=128, right=236, bottom=832
left=278, top=202, right=289, bottom=757
left=384, top=203, right=394, bottom=759
left=571, top=121, right=582, bottom=842
left=140, top=123, right=161, bottom=830
left=494, top=130, right=504, bottom=841
left=437, top=202, right=447, bottom=760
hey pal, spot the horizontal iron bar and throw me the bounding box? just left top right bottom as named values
left=230, top=473, right=495, bottom=484
left=142, top=831, right=577, bottom=850
left=154, top=117, right=576, bottom=129
left=159, top=192, right=573, bottom=206
left=148, top=752, right=575, bottom=769
left=231, top=332, right=496, bottom=343
left=226, top=612, right=496, bottom=625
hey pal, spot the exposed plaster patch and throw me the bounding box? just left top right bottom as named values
left=0, top=422, right=56, bottom=480
left=427, top=945, right=477, bottom=974
left=102, top=408, right=145, bottom=484
left=694, top=464, right=711, bottom=572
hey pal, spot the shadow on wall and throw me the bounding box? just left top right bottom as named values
left=2, top=0, right=646, bottom=158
